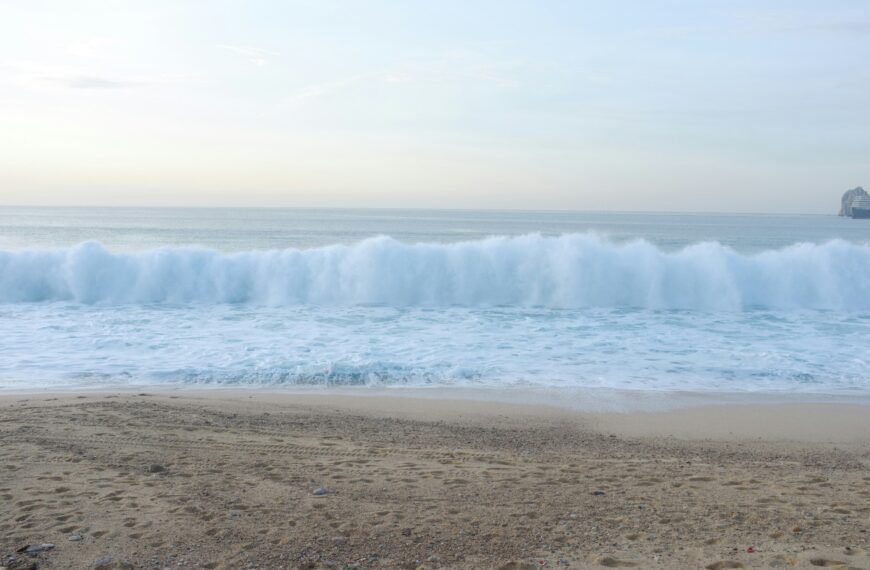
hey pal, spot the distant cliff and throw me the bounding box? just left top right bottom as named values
left=840, top=186, right=868, bottom=216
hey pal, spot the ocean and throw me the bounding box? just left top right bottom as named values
left=1, top=207, right=869, bottom=401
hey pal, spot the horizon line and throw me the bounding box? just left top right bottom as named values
left=0, top=204, right=842, bottom=217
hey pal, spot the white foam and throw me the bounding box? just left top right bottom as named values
left=1, top=235, right=869, bottom=310
left=0, top=302, right=867, bottom=393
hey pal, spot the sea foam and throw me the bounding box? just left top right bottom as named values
left=1, top=235, right=868, bottom=310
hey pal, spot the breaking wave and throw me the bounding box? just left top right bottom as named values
left=1, top=235, right=869, bottom=310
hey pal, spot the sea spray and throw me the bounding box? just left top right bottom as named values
left=1, top=235, right=869, bottom=310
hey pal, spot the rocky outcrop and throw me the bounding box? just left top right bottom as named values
left=840, top=186, right=868, bottom=216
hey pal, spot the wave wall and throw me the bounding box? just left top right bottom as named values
left=1, top=235, right=869, bottom=310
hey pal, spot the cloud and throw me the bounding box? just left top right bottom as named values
left=285, top=75, right=365, bottom=105
left=66, top=36, right=115, bottom=59
left=217, top=44, right=278, bottom=67
left=813, top=20, right=870, bottom=37
left=1, top=60, right=145, bottom=90
left=380, top=51, right=524, bottom=88
left=282, top=52, right=523, bottom=107
left=729, top=8, right=870, bottom=38
left=58, top=75, right=137, bottom=89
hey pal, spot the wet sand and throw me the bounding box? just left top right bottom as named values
left=1, top=391, right=869, bottom=569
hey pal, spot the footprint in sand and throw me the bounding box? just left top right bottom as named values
left=809, top=559, right=848, bottom=567
left=828, top=507, right=851, bottom=515
left=705, top=562, right=744, bottom=570
left=598, top=557, right=639, bottom=567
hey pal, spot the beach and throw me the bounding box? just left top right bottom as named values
left=5, top=0, right=870, bottom=566
left=1, top=391, right=868, bottom=569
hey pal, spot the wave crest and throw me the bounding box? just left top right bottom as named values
left=1, top=235, right=868, bottom=310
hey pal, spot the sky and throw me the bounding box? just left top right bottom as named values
left=0, top=1, right=868, bottom=213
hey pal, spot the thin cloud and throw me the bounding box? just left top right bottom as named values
left=285, top=75, right=365, bottom=105
left=283, top=53, right=522, bottom=106
left=59, top=75, right=137, bottom=89
left=382, top=52, right=524, bottom=88
left=217, top=44, right=278, bottom=67
left=812, top=20, right=870, bottom=36
left=66, top=36, right=115, bottom=59
left=729, top=8, right=870, bottom=37
left=3, top=61, right=145, bottom=89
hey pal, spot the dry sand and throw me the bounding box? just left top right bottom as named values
left=1, top=391, right=869, bottom=569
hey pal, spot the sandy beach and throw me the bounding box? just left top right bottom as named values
left=1, top=391, right=869, bottom=569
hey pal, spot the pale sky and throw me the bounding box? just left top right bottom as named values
left=1, top=1, right=868, bottom=212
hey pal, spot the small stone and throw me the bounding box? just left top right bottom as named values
left=311, top=487, right=328, bottom=496
left=147, top=464, right=165, bottom=473
left=25, top=544, right=55, bottom=556
left=68, top=534, right=82, bottom=542
left=334, top=536, right=348, bottom=546
left=93, top=555, right=113, bottom=568
left=591, top=491, right=606, bottom=496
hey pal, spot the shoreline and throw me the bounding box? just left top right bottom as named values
left=2, top=386, right=870, bottom=441
left=1, top=390, right=868, bottom=568
left=6, top=381, right=870, bottom=404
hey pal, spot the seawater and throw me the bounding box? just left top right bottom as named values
left=1, top=207, right=869, bottom=396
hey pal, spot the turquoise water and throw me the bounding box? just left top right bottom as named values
left=1, top=207, right=869, bottom=396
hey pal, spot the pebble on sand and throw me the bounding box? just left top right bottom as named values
left=23, top=543, right=55, bottom=556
